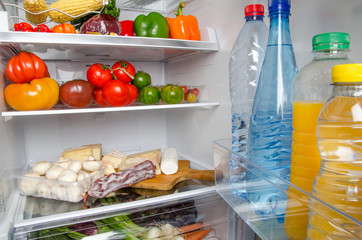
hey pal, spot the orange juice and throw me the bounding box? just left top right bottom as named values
left=307, top=94, right=362, bottom=240
left=284, top=101, right=324, bottom=240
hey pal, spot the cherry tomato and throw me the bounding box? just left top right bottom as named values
left=186, top=93, right=198, bottom=103
left=189, top=87, right=200, bottom=97
left=111, top=60, right=135, bottom=83
left=125, top=83, right=138, bottom=105
left=180, top=85, right=188, bottom=93
left=87, top=63, right=113, bottom=88
left=102, top=80, right=130, bottom=107
left=94, top=88, right=108, bottom=106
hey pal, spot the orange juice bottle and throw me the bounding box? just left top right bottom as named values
left=284, top=32, right=351, bottom=240
left=307, top=64, right=362, bottom=239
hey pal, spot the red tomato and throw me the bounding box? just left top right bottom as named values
left=180, top=85, right=188, bottom=93
left=5, top=51, right=49, bottom=83
left=87, top=63, right=113, bottom=88
left=189, top=87, right=200, bottom=97
left=111, top=60, right=135, bottom=83
left=59, top=80, right=94, bottom=108
left=125, top=83, right=138, bottom=105
left=94, top=88, right=108, bottom=106
left=102, top=80, right=130, bottom=107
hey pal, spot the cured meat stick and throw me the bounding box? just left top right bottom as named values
left=88, top=160, right=156, bottom=198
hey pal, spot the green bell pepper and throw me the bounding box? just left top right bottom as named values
left=133, top=12, right=169, bottom=38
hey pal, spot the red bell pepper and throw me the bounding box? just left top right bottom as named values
left=34, top=24, right=52, bottom=32
left=14, top=22, right=33, bottom=32
left=120, top=20, right=135, bottom=36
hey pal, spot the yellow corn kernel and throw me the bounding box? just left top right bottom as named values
left=23, top=0, right=48, bottom=24
left=48, top=0, right=103, bottom=24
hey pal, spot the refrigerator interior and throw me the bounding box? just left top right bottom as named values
left=0, top=0, right=361, bottom=239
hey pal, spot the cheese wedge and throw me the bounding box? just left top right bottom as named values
left=61, top=144, right=102, bottom=161
left=62, top=146, right=93, bottom=161
left=84, top=144, right=102, bottom=160
left=102, top=161, right=116, bottom=176
left=101, top=150, right=127, bottom=169
left=123, top=149, right=162, bottom=175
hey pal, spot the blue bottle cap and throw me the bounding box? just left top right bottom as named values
left=269, top=0, right=291, bottom=12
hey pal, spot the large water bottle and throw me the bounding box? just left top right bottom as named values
left=284, top=32, right=352, bottom=240
left=229, top=4, right=268, bottom=190
left=307, top=64, right=362, bottom=239
left=247, top=0, right=298, bottom=220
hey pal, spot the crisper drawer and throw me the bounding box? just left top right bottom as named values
left=12, top=187, right=247, bottom=240
left=213, top=138, right=361, bottom=240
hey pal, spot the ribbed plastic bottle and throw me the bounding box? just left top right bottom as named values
left=247, top=0, right=298, bottom=221
left=284, top=32, right=352, bottom=240
left=229, top=4, right=268, bottom=153
left=229, top=4, right=268, bottom=193
left=307, top=64, right=362, bottom=240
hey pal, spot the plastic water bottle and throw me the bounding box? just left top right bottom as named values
left=307, top=64, right=362, bottom=240
left=247, top=0, right=298, bottom=221
left=229, top=4, right=268, bottom=190
left=284, top=32, right=352, bottom=240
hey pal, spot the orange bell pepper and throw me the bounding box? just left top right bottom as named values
left=52, top=23, right=76, bottom=34
left=5, top=77, right=59, bottom=111
left=166, top=1, right=201, bottom=41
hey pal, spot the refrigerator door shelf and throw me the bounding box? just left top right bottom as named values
left=213, top=138, right=361, bottom=240
left=0, top=27, right=218, bottom=62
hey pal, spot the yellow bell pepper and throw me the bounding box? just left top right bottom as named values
left=5, top=77, right=59, bottom=111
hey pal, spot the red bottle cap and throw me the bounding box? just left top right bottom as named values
left=245, top=4, right=264, bottom=17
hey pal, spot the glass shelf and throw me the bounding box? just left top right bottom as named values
left=0, top=27, right=218, bottom=62
left=213, top=138, right=361, bottom=240
left=1, top=101, right=220, bottom=117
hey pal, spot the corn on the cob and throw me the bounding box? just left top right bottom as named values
left=48, top=0, right=103, bottom=24
left=23, top=0, right=48, bottom=24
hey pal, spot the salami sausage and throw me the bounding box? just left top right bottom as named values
left=88, top=160, right=156, bottom=198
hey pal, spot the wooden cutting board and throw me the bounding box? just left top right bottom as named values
left=130, top=160, right=215, bottom=191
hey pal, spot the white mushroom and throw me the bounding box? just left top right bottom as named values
left=37, top=181, right=52, bottom=198
left=69, top=160, right=82, bottom=173
left=32, top=161, right=51, bottom=176
left=83, top=160, right=102, bottom=172
left=50, top=184, right=67, bottom=201
left=54, top=158, right=72, bottom=169
left=77, top=170, right=90, bottom=182
left=19, top=172, right=42, bottom=195
left=66, top=185, right=84, bottom=202
left=45, top=165, right=64, bottom=180
left=58, top=169, right=77, bottom=182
